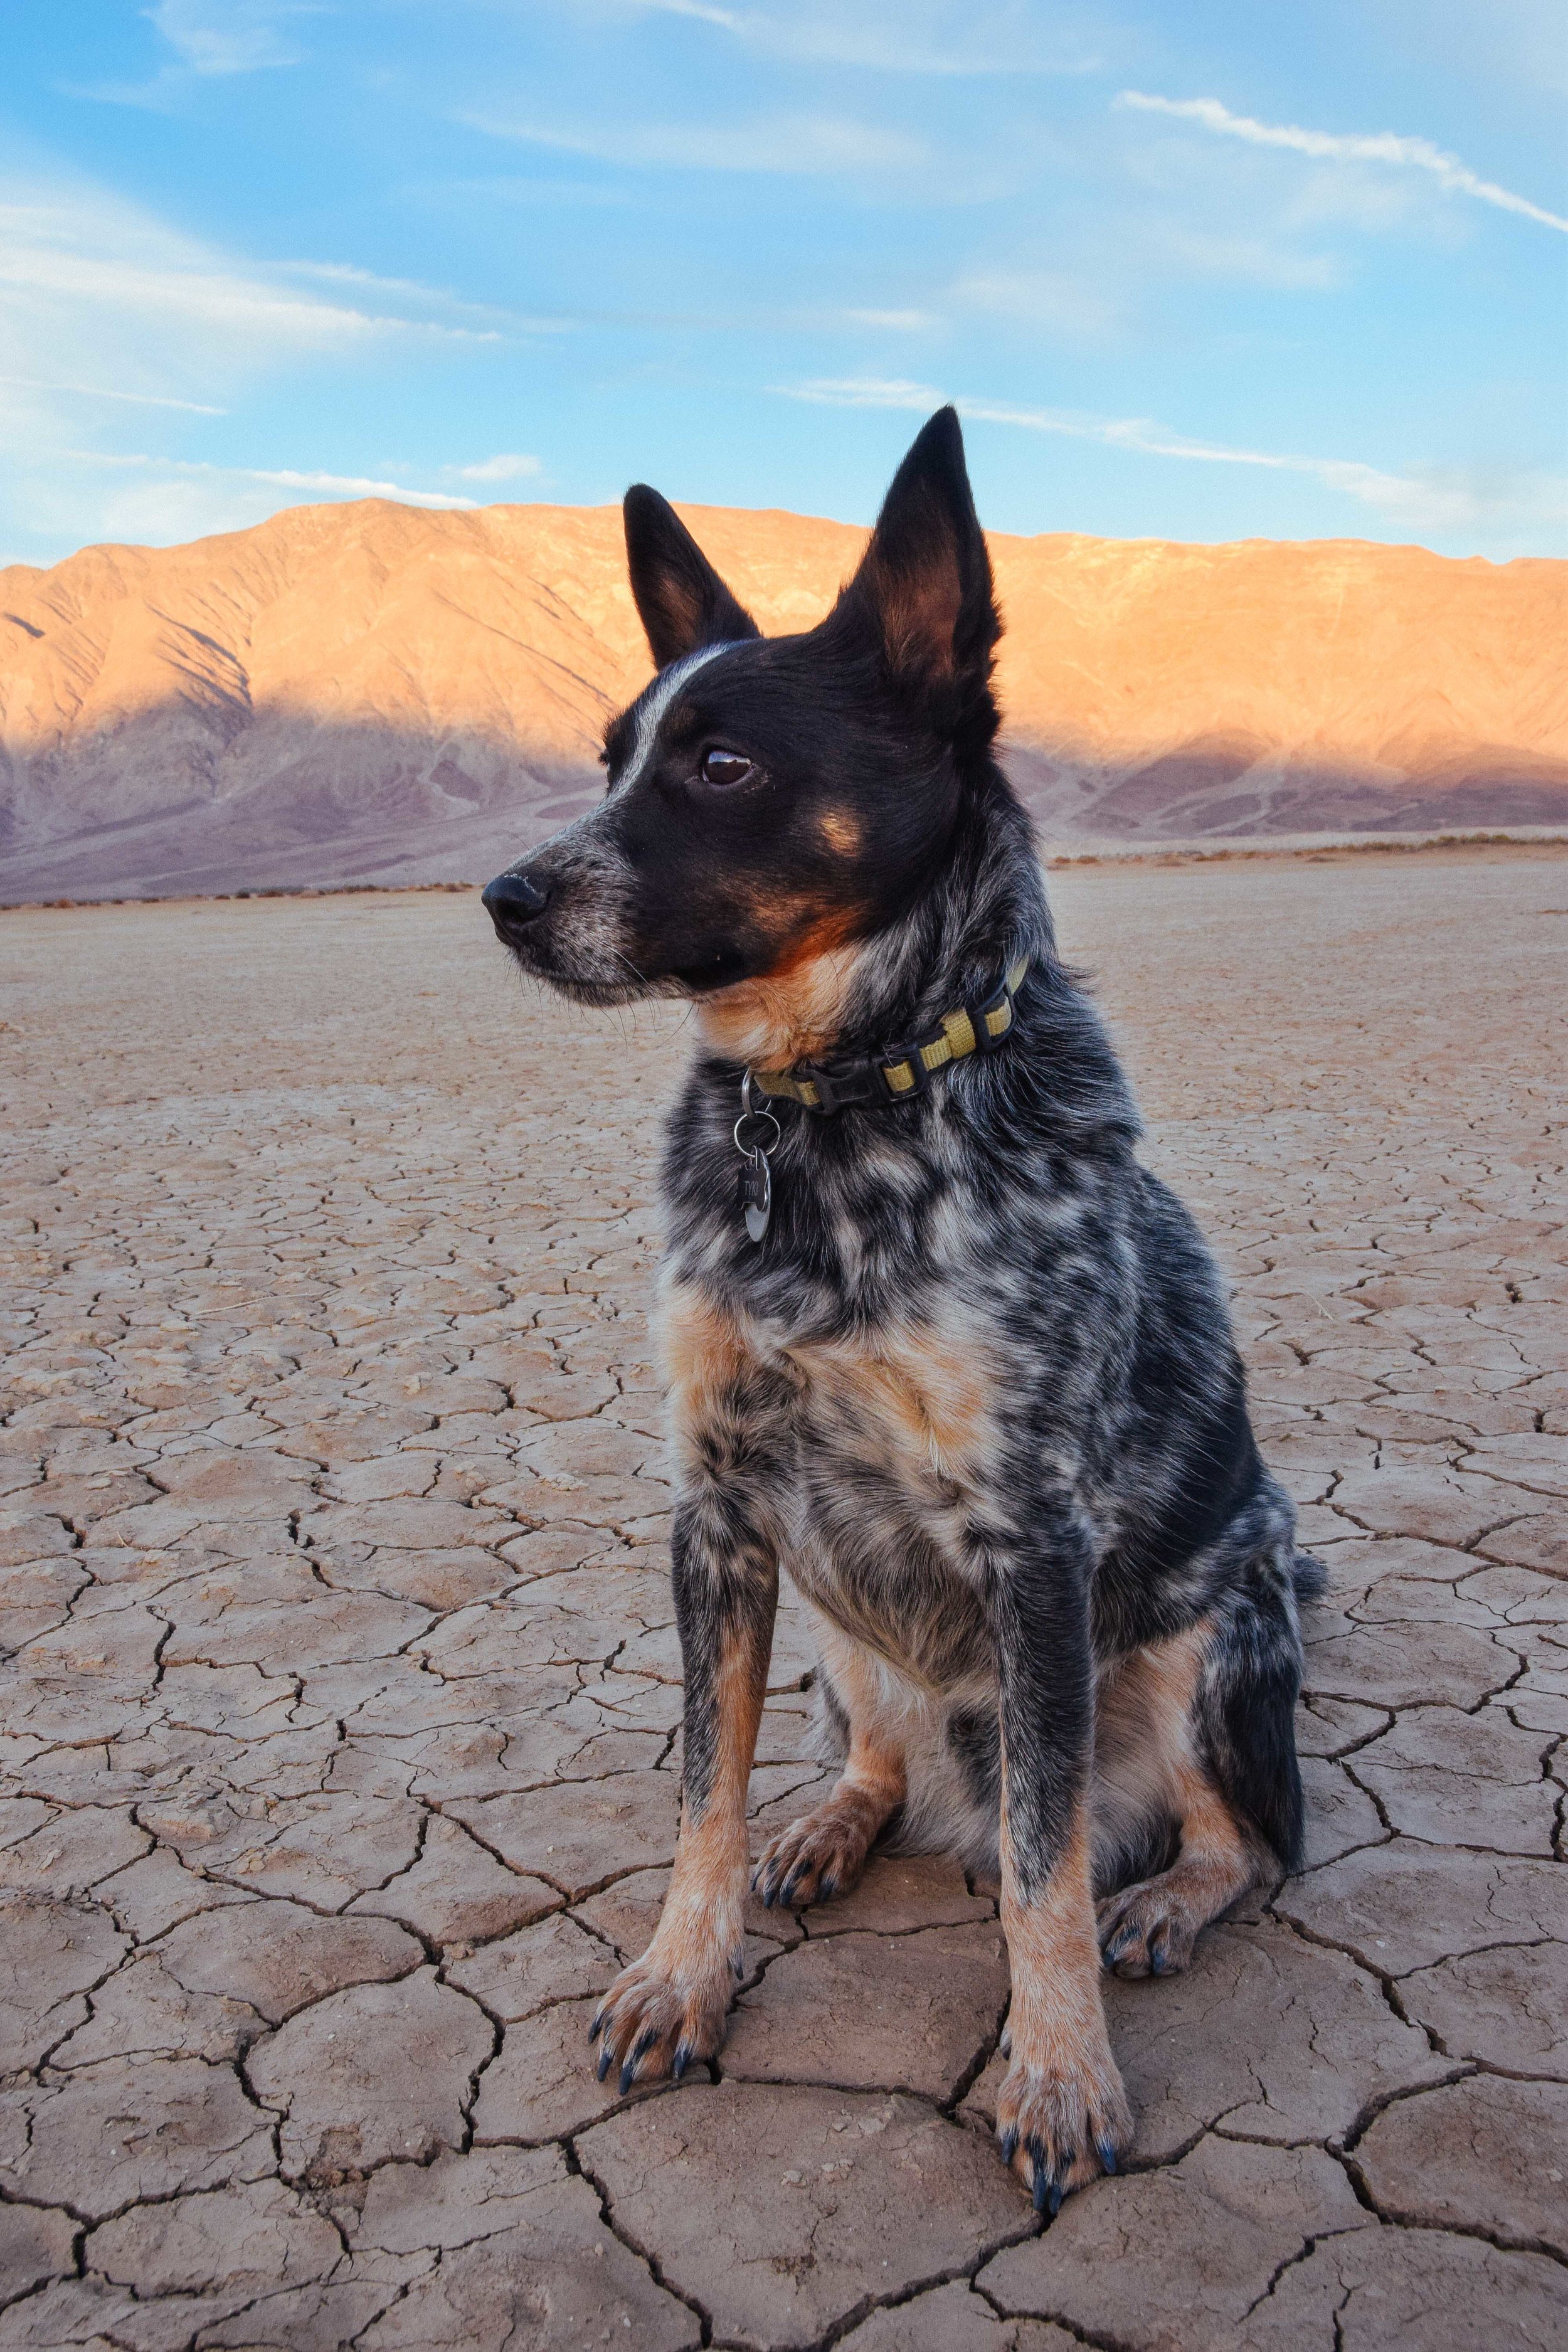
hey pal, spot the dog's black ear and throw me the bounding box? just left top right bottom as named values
left=832, top=406, right=1000, bottom=744
left=623, top=486, right=761, bottom=670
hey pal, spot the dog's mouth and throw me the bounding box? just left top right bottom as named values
left=482, top=864, right=763, bottom=1005
left=485, top=912, right=655, bottom=1009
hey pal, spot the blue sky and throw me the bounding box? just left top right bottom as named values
left=3, top=1, right=1565, bottom=568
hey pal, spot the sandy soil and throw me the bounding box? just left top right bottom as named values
left=1, top=847, right=1564, bottom=2350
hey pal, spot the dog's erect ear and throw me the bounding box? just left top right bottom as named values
left=623, top=486, right=761, bottom=670
left=832, top=406, right=1000, bottom=743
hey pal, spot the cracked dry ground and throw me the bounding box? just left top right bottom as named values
left=0, top=847, right=1564, bottom=2352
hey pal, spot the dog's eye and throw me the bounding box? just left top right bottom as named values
left=699, top=748, right=755, bottom=788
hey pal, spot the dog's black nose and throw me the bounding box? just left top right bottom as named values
left=482, top=870, right=549, bottom=937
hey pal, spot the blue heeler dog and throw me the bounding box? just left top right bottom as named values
left=482, top=409, right=1322, bottom=2210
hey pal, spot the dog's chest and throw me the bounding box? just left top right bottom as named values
left=779, top=1313, right=994, bottom=1487
left=663, top=1272, right=1002, bottom=1537
left=769, top=1308, right=999, bottom=1678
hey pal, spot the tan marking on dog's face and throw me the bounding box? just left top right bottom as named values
left=818, top=808, right=862, bottom=856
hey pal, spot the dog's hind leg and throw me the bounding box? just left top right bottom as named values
left=1095, top=1559, right=1305, bottom=1978
left=752, top=1626, right=906, bottom=1909
left=1096, top=1754, right=1259, bottom=1978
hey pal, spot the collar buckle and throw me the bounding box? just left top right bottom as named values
left=793, top=1059, right=877, bottom=1116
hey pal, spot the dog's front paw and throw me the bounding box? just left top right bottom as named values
left=751, top=1799, right=876, bottom=1910
left=588, top=1949, right=735, bottom=2095
left=994, top=2042, right=1132, bottom=2214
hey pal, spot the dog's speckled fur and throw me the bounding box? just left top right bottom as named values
left=484, top=410, right=1322, bottom=2205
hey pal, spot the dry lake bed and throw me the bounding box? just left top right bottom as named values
left=1, top=847, right=1564, bottom=2350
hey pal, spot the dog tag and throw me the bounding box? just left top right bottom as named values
left=742, top=1150, right=771, bottom=1244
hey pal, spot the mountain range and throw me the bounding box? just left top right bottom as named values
left=2, top=498, right=1564, bottom=902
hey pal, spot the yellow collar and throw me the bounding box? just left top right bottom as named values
left=749, top=953, right=1030, bottom=1116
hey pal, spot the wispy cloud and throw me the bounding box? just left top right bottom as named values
left=0, top=174, right=527, bottom=559
left=448, top=453, right=542, bottom=483
left=778, top=377, right=1568, bottom=537
left=66, top=1, right=314, bottom=106
left=840, top=307, right=942, bottom=332
left=1117, top=92, right=1568, bottom=236
left=278, top=258, right=564, bottom=336
left=0, top=186, right=503, bottom=362
left=147, top=0, right=312, bottom=76
left=1148, top=229, right=1338, bottom=291
left=464, top=109, right=928, bottom=176
left=64, top=448, right=478, bottom=509
left=626, top=0, right=1104, bottom=76
left=0, top=373, right=225, bottom=414
left=634, top=0, right=742, bottom=23
left=950, top=267, right=1120, bottom=340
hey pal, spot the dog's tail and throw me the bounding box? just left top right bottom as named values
left=1291, top=1550, right=1328, bottom=1607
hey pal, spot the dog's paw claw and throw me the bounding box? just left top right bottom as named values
left=588, top=1954, right=729, bottom=2097
left=1096, top=1879, right=1200, bottom=1980
left=995, top=2045, right=1131, bottom=2205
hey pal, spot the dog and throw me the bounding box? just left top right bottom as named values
left=482, top=408, right=1322, bottom=2210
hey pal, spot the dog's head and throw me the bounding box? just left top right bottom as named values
left=482, top=408, right=1001, bottom=1033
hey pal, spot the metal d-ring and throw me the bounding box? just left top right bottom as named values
left=735, top=1071, right=781, bottom=1244
left=733, top=1071, right=782, bottom=1161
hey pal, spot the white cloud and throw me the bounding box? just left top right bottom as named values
left=67, top=3, right=315, bottom=105
left=1117, top=92, right=1568, bottom=236
left=0, top=176, right=506, bottom=480
left=0, top=174, right=527, bottom=559
left=0, top=373, right=225, bottom=414
left=840, top=307, right=941, bottom=332
left=950, top=267, right=1120, bottom=340
left=65, top=448, right=478, bottom=508
left=634, top=0, right=743, bottom=23
left=280, top=258, right=564, bottom=336
left=3, top=234, right=386, bottom=348
left=450, top=453, right=543, bottom=483
left=1149, top=229, right=1338, bottom=291
left=0, top=188, right=497, bottom=363
left=625, top=0, right=1104, bottom=76
left=777, top=377, right=1568, bottom=540
left=146, top=1, right=312, bottom=76
left=9, top=451, right=474, bottom=553
left=464, top=109, right=928, bottom=176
